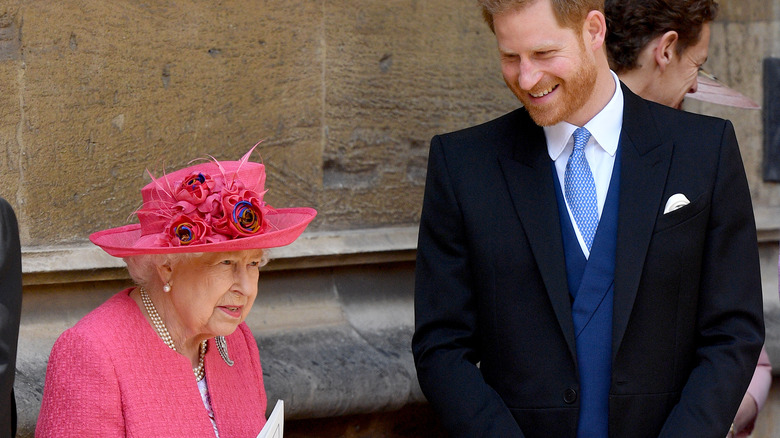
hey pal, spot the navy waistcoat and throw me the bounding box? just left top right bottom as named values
left=552, top=150, right=620, bottom=438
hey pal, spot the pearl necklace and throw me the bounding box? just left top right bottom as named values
left=140, top=287, right=207, bottom=381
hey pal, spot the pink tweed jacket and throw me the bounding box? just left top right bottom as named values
left=36, top=289, right=268, bottom=437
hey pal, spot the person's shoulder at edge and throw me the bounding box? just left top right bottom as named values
left=0, top=196, right=13, bottom=213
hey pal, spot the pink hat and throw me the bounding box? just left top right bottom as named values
left=90, top=146, right=317, bottom=257
left=686, top=69, right=760, bottom=109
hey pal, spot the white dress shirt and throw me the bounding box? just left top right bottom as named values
left=544, top=71, right=625, bottom=258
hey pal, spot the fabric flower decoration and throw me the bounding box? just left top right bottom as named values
left=164, top=213, right=210, bottom=246
left=213, top=189, right=267, bottom=238
left=171, top=172, right=217, bottom=214
left=137, top=145, right=277, bottom=248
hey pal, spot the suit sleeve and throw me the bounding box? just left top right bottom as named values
left=0, top=198, right=22, bottom=437
left=412, top=136, right=523, bottom=437
left=659, top=121, right=764, bottom=437
left=36, top=329, right=125, bottom=437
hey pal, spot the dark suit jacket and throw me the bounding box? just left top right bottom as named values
left=412, top=84, right=764, bottom=438
left=0, top=198, right=21, bottom=437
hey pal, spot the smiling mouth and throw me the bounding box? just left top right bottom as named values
left=530, top=84, right=559, bottom=98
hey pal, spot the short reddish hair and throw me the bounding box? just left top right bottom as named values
left=478, top=0, right=604, bottom=33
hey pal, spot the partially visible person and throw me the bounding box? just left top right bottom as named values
left=36, top=147, right=317, bottom=437
left=605, top=1, right=770, bottom=435
left=0, top=197, right=21, bottom=438
left=732, top=348, right=772, bottom=437
left=605, top=0, right=715, bottom=110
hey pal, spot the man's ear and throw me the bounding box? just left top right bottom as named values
left=582, top=10, right=607, bottom=52
left=654, top=30, right=679, bottom=72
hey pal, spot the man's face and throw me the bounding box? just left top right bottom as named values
left=494, top=0, right=598, bottom=126
left=656, top=23, right=711, bottom=109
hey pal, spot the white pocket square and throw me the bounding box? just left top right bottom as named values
left=663, top=193, right=690, bottom=214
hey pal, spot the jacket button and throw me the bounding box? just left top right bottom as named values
left=563, top=388, right=577, bottom=404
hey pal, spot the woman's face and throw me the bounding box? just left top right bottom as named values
left=165, top=250, right=263, bottom=340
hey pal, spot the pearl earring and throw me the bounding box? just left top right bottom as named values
left=163, top=283, right=171, bottom=293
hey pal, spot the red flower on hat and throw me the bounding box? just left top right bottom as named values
left=213, top=189, right=267, bottom=238
left=164, top=213, right=210, bottom=246
left=171, top=172, right=219, bottom=215
left=177, top=172, right=215, bottom=203
left=133, top=145, right=280, bottom=249
left=158, top=167, right=269, bottom=246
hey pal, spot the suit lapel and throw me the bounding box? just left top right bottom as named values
left=612, top=85, right=674, bottom=359
left=495, top=88, right=674, bottom=364
left=498, top=113, right=576, bottom=361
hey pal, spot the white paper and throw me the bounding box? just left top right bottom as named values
left=256, top=399, right=284, bottom=438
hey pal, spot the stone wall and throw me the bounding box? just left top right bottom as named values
left=0, top=1, right=774, bottom=264
left=0, top=0, right=518, bottom=244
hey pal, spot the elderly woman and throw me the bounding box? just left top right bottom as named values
left=36, top=147, right=316, bottom=437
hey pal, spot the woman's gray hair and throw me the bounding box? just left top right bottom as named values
left=123, top=249, right=269, bottom=289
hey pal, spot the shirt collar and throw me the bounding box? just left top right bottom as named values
left=544, top=70, right=624, bottom=160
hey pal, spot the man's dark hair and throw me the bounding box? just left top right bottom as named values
left=605, top=0, right=719, bottom=73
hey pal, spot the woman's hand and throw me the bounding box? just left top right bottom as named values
left=730, top=392, right=758, bottom=437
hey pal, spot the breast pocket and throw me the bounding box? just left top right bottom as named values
left=653, top=193, right=708, bottom=234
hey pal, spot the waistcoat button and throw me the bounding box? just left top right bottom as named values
left=563, top=388, right=578, bottom=404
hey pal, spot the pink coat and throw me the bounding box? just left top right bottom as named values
left=36, top=289, right=267, bottom=437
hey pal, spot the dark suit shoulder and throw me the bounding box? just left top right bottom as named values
left=437, top=108, right=535, bottom=143
left=623, top=85, right=732, bottom=147
left=432, top=107, right=544, bottom=162
left=653, top=100, right=728, bottom=129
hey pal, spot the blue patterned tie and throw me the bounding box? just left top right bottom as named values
left=565, top=127, right=599, bottom=251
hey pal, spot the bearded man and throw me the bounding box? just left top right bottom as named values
left=411, top=0, right=764, bottom=437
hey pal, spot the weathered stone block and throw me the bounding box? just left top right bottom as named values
left=10, top=0, right=325, bottom=245
left=718, top=0, right=780, bottom=22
